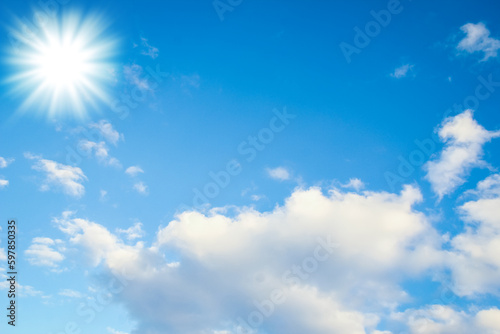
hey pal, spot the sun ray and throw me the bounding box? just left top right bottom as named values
left=5, top=10, right=117, bottom=119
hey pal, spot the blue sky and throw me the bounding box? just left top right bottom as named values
left=1, top=0, right=500, bottom=333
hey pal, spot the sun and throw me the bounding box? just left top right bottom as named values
left=6, top=11, right=117, bottom=119
left=38, top=37, right=88, bottom=87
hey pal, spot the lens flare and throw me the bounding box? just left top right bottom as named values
left=5, top=11, right=117, bottom=119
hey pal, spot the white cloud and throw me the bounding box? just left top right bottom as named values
left=79, top=140, right=121, bottom=168
left=465, top=173, right=500, bottom=198
left=475, top=308, right=500, bottom=332
left=89, top=120, right=123, bottom=146
left=28, top=156, right=87, bottom=198
left=392, top=305, right=500, bottom=334
left=457, top=22, right=500, bottom=61
left=267, top=167, right=291, bottom=181
left=54, top=212, right=140, bottom=268
left=25, top=237, right=65, bottom=268
left=52, top=184, right=444, bottom=334
left=53, top=211, right=158, bottom=282
left=447, top=175, right=500, bottom=296
left=390, top=64, right=414, bottom=79
left=40, top=109, right=500, bottom=334
left=0, top=179, right=8, bottom=188
left=342, top=178, right=365, bottom=191
left=0, top=276, right=44, bottom=297
left=117, top=222, right=145, bottom=241
left=0, top=157, right=14, bottom=168
left=139, top=37, right=159, bottom=59
left=18, top=284, right=44, bottom=297
left=424, top=110, right=500, bottom=199
left=125, top=166, right=144, bottom=177
left=133, top=182, right=148, bottom=195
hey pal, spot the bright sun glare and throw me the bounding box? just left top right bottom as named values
left=7, top=12, right=116, bottom=118
left=39, top=39, right=87, bottom=87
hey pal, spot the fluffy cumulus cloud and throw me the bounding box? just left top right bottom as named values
left=50, top=184, right=447, bottom=334
left=53, top=211, right=150, bottom=270
left=0, top=179, right=8, bottom=188
left=26, top=154, right=87, bottom=197
left=32, top=112, right=500, bottom=334
left=457, top=22, right=500, bottom=61
left=25, top=237, right=65, bottom=268
left=446, top=173, right=500, bottom=297
left=391, top=305, right=500, bottom=334
left=424, top=110, right=500, bottom=199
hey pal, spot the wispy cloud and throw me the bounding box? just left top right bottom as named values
left=0, top=157, right=14, bottom=168
left=133, top=181, right=149, bottom=195
left=465, top=173, right=500, bottom=199
left=390, top=64, right=414, bottom=79
left=117, top=222, right=145, bottom=241
left=59, top=289, right=84, bottom=298
left=457, top=22, right=500, bottom=61
left=25, top=237, right=65, bottom=268
left=125, top=166, right=144, bottom=177
left=0, top=179, right=8, bottom=188
left=78, top=140, right=121, bottom=168
left=89, top=120, right=123, bottom=146
left=342, top=178, right=365, bottom=191
left=139, top=36, right=159, bottom=59
left=124, top=64, right=151, bottom=91
left=100, top=189, right=108, bottom=201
